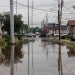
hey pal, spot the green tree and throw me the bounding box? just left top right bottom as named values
left=21, top=24, right=28, bottom=34
left=0, top=14, right=4, bottom=24
left=1, top=45, right=24, bottom=66
left=14, top=14, right=23, bottom=33
left=1, top=12, right=23, bottom=34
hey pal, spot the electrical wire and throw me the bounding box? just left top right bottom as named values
left=13, top=1, right=58, bottom=13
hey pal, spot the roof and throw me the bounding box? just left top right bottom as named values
left=68, top=20, right=75, bottom=26
left=55, top=25, right=68, bottom=30
left=48, top=23, right=56, bottom=29
left=48, top=25, right=68, bottom=30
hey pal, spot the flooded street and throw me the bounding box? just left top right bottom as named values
left=0, top=38, right=75, bottom=75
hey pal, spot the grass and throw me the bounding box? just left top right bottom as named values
left=61, top=39, right=75, bottom=48
left=50, top=37, right=75, bottom=48
left=0, top=36, right=21, bottom=47
left=15, top=37, right=21, bottom=45
left=0, top=38, right=5, bottom=46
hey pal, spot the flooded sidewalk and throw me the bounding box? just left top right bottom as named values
left=0, top=38, right=75, bottom=75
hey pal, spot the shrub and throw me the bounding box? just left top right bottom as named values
left=5, top=35, right=11, bottom=44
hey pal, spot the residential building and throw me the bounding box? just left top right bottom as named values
left=48, top=23, right=69, bottom=36
left=54, top=25, right=69, bottom=36
left=68, top=20, right=75, bottom=39
left=48, top=23, right=55, bottom=35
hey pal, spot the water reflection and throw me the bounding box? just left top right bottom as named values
left=10, top=45, right=14, bottom=75
left=21, top=39, right=29, bottom=44
left=28, top=41, right=29, bottom=75
left=31, top=40, right=34, bottom=75
left=41, top=39, right=49, bottom=59
left=67, top=46, right=75, bottom=57
left=0, top=44, right=24, bottom=67
left=1, top=38, right=75, bottom=75
left=27, top=39, right=35, bottom=75
left=41, top=39, right=63, bottom=75
left=22, top=39, right=35, bottom=44
left=58, top=42, right=63, bottom=75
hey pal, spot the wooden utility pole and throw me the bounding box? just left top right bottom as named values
left=61, top=0, right=64, bottom=17
left=60, top=1, right=63, bottom=75
left=58, top=0, right=61, bottom=41
left=58, top=0, right=63, bottom=75
left=58, top=0, right=63, bottom=40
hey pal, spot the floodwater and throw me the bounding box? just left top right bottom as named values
left=0, top=38, right=75, bottom=75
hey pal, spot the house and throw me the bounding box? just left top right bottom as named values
left=48, top=23, right=69, bottom=36
left=68, top=20, right=75, bottom=40
left=48, top=23, right=55, bottom=35
left=54, top=25, right=69, bottom=36
left=41, top=23, right=69, bottom=37
left=40, top=22, right=49, bottom=37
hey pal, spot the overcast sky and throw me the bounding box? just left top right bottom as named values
left=0, top=0, right=75, bottom=27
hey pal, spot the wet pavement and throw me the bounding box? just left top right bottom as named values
left=0, top=38, right=75, bottom=75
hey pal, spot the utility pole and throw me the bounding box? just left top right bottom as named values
left=16, top=0, right=17, bottom=15
left=10, top=45, right=14, bottom=75
left=31, top=1, right=33, bottom=33
left=58, top=0, right=63, bottom=40
left=28, top=0, right=30, bottom=33
left=31, top=3, right=34, bottom=75
left=41, top=22, right=43, bottom=29
left=46, top=13, right=48, bottom=26
left=60, top=1, right=63, bottom=75
left=61, top=0, right=64, bottom=17
left=58, top=1, right=61, bottom=75
left=42, top=20, right=44, bottom=28
left=10, top=0, right=14, bottom=44
left=27, top=1, right=30, bottom=75
left=58, top=0, right=63, bottom=75
left=58, top=0, right=61, bottom=41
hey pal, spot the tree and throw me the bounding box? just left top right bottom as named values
left=0, top=14, right=4, bottom=24
left=1, top=44, right=24, bottom=66
left=21, top=24, right=28, bottom=34
left=1, top=12, right=24, bottom=34
left=14, top=14, right=23, bottom=33
left=3, top=12, right=10, bottom=33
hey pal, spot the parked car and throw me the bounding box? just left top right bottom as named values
left=24, top=33, right=36, bottom=37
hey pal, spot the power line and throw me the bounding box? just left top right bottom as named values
left=13, top=1, right=58, bottom=13
left=0, top=6, right=10, bottom=7
left=13, top=1, right=75, bottom=15
left=34, top=4, right=58, bottom=7
left=64, top=1, right=75, bottom=4
left=0, top=0, right=75, bottom=7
